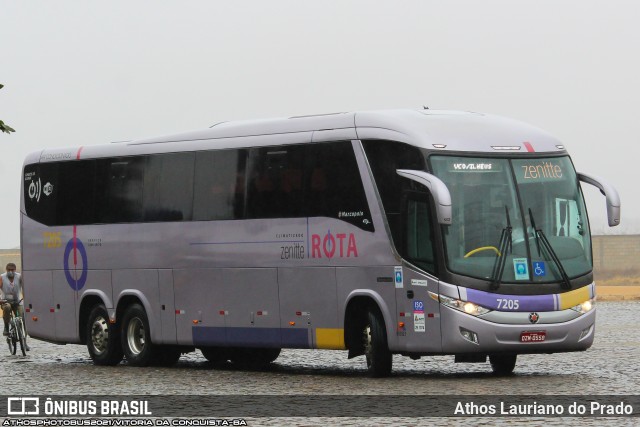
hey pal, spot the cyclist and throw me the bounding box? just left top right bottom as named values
left=1, top=263, right=29, bottom=351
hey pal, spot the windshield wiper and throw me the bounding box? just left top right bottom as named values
left=528, top=209, right=571, bottom=290
left=490, top=206, right=512, bottom=290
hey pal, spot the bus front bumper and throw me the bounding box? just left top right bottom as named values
left=440, top=306, right=596, bottom=354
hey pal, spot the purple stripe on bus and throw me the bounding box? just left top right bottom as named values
left=192, top=326, right=309, bottom=348
left=465, top=289, right=556, bottom=312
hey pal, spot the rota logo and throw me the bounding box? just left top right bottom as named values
left=311, top=230, right=358, bottom=258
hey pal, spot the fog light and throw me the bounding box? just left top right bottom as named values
left=579, top=324, right=593, bottom=341
left=460, top=327, right=479, bottom=344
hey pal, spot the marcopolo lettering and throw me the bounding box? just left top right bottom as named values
left=311, top=230, right=358, bottom=258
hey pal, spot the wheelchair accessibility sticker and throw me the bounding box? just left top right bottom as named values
left=533, top=261, right=546, bottom=277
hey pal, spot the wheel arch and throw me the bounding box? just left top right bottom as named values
left=115, top=291, right=159, bottom=343
left=78, top=292, right=111, bottom=345
left=343, top=290, right=395, bottom=358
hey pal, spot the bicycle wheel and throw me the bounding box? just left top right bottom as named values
left=8, top=321, right=16, bottom=355
left=16, top=319, right=27, bottom=356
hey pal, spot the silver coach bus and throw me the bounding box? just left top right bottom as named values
left=20, top=109, right=620, bottom=376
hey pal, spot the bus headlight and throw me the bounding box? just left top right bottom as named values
left=434, top=293, right=490, bottom=316
left=570, top=298, right=595, bottom=314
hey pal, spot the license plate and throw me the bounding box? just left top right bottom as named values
left=520, top=331, right=546, bottom=342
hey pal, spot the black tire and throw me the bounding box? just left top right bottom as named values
left=490, top=354, right=517, bottom=376
left=17, top=319, right=27, bottom=356
left=363, top=309, right=392, bottom=377
left=121, top=304, right=157, bottom=367
left=152, top=346, right=182, bottom=367
left=7, top=325, right=16, bottom=355
left=230, top=347, right=281, bottom=367
left=201, top=347, right=231, bottom=365
left=86, top=304, right=123, bottom=366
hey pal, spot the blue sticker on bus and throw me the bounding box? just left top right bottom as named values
left=533, top=261, right=546, bottom=276
left=413, top=300, right=424, bottom=312
left=63, top=237, right=88, bottom=291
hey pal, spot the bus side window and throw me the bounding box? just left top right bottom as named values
left=95, top=157, right=144, bottom=223
left=245, top=146, right=305, bottom=219
left=193, top=149, right=248, bottom=221
left=402, top=192, right=437, bottom=275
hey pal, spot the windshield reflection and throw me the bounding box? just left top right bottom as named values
left=430, top=155, right=591, bottom=285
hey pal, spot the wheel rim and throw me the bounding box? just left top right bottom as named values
left=127, top=317, right=145, bottom=355
left=90, top=315, right=109, bottom=355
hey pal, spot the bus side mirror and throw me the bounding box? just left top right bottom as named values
left=396, top=169, right=452, bottom=225
left=578, top=172, right=621, bottom=227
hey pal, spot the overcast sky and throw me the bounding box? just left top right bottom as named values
left=1, top=1, right=638, bottom=249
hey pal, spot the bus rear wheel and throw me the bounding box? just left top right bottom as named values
left=86, top=304, right=123, bottom=366
left=121, top=304, right=157, bottom=367
left=363, top=309, right=392, bottom=377
left=490, top=354, right=517, bottom=375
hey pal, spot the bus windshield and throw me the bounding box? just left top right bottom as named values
left=430, top=155, right=592, bottom=285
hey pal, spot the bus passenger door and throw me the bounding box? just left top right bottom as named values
left=397, top=191, right=442, bottom=353
left=158, top=269, right=177, bottom=344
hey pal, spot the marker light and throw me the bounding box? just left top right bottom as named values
left=398, top=322, right=405, bottom=328
left=435, top=293, right=490, bottom=316
left=570, top=298, right=595, bottom=314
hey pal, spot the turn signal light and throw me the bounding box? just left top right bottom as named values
left=289, top=321, right=296, bottom=326
left=32, top=316, right=38, bottom=322
left=398, top=322, right=405, bottom=328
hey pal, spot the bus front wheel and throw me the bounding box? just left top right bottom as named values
left=86, top=304, right=123, bottom=366
left=121, top=304, right=157, bottom=367
left=490, top=354, right=517, bottom=375
left=363, top=309, right=392, bottom=377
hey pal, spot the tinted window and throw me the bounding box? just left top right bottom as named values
left=193, top=149, right=247, bottom=220
left=144, top=153, right=195, bottom=221
left=304, top=141, right=373, bottom=231
left=245, top=146, right=305, bottom=219
left=404, top=193, right=437, bottom=274
left=23, top=141, right=374, bottom=231
left=57, top=161, right=96, bottom=225
left=24, top=163, right=59, bottom=226
left=242, top=141, right=373, bottom=230
left=363, top=140, right=427, bottom=245
left=95, top=157, right=144, bottom=223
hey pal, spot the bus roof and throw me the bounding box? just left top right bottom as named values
left=31, top=109, right=566, bottom=163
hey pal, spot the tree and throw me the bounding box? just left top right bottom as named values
left=0, top=83, right=15, bottom=134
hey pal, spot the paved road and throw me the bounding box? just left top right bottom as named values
left=2, top=301, right=639, bottom=425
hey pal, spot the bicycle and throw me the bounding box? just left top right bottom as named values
left=2, top=299, right=28, bottom=356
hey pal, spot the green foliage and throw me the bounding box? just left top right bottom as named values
left=0, top=83, right=15, bottom=134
